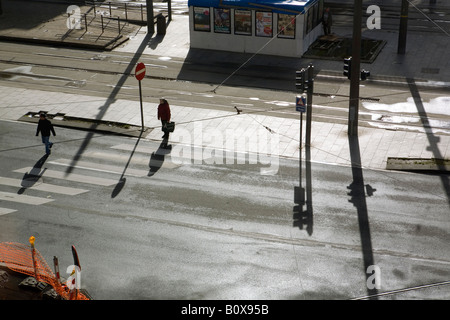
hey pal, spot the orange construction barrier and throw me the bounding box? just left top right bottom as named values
left=0, top=238, right=89, bottom=300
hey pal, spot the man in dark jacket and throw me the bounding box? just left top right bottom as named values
left=157, top=98, right=171, bottom=139
left=36, top=113, right=56, bottom=155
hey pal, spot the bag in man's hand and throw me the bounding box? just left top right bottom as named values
left=165, top=122, right=175, bottom=132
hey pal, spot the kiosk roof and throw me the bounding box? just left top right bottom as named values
left=188, top=0, right=318, bottom=14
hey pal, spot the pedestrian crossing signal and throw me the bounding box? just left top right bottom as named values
left=295, top=69, right=308, bottom=92
left=343, top=57, right=352, bottom=80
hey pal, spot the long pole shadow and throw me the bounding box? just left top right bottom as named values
left=407, top=78, right=450, bottom=208
left=65, top=31, right=154, bottom=177
left=111, top=129, right=144, bottom=198
left=293, top=141, right=313, bottom=235
left=347, top=135, right=378, bottom=299
left=18, top=154, right=49, bottom=194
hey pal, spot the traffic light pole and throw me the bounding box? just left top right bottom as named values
left=398, top=0, right=409, bottom=54
left=146, top=0, right=154, bottom=33
left=306, top=64, right=314, bottom=147
left=348, top=0, right=362, bottom=136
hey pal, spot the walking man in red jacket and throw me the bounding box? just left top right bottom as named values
left=36, top=113, right=56, bottom=155
left=157, top=98, right=171, bottom=139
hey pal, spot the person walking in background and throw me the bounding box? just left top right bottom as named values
left=322, top=7, right=332, bottom=35
left=36, top=113, right=56, bottom=155
left=157, top=98, right=171, bottom=139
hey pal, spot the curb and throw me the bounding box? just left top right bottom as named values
left=386, top=157, right=450, bottom=172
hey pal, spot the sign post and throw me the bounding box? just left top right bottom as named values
left=135, top=62, right=146, bottom=129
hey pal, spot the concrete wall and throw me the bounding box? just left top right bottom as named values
left=189, top=6, right=322, bottom=57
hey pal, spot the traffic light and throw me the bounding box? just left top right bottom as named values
left=295, top=68, right=308, bottom=92
left=343, top=57, right=352, bottom=79
left=360, top=69, right=370, bottom=81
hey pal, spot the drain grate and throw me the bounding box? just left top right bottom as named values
left=421, top=68, right=440, bottom=74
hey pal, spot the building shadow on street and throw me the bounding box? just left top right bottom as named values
left=148, top=137, right=171, bottom=177
left=347, top=134, right=378, bottom=299
left=17, top=154, right=49, bottom=194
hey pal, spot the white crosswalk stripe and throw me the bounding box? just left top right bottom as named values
left=0, top=207, right=17, bottom=216
left=0, top=191, right=54, bottom=205
left=13, top=167, right=117, bottom=187
left=0, top=140, right=182, bottom=216
left=48, top=158, right=149, bottom=177
left=83, top=150, right=181, bottom=169
left=110, top=143, right=211, bottom=164
left=0, top=176, right=88, bottom=195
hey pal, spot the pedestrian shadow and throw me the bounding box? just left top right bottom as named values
left=148, top=33, right=165, bottom=50
left=18, top=154, right=49, bottom=194
left=293, top=142, right=313, bottom=236
left=347, top=134, right=378, bottom=299
left=148, top=137, right=171, bottom=177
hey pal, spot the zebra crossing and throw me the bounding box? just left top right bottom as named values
left=0, top=140, right=180, bottom=216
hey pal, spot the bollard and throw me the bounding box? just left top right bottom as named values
left=84, top=14, right=88, bottom=31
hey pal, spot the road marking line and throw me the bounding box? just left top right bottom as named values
left=0, top=177, right=88, bottom=195
left=13, top=167, right=117, bottom=186
left=83, top=150, right=181, bottom=169
left=110, top=144, right=211, bottom=163
left=48, top=159, right=148, bottom=177
left=0, top=207, right=17, bottom=216
left=0, top=191, right=54, bottom=205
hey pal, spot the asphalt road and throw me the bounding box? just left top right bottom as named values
left=0, top=120, right=449, bottom=300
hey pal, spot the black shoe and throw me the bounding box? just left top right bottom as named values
left=49, top=143, right=53, bottom=149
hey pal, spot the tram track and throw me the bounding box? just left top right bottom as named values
left=0, top=43, right=449, bottom=135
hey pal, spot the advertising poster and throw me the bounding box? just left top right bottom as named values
left=255, top=11, right=273, bottom=37
left=278, top=14, right=296, bottom=39
left=214, top=8, right=231, bottom=33
left=234, top=9, right=252, bottom=35
left=194, top=7, right=211, bottom=32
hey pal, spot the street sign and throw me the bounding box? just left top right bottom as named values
left=296, top=96, right=306, bottom=112
left=135, top=62, right=146, bottom=81
left=135, top=62, right=146, bottom=128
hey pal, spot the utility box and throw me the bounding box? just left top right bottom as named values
left=157, top=14, right=166, bottom=35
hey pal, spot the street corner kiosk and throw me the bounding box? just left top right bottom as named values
left=188, top=0, right=324, bottom=57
